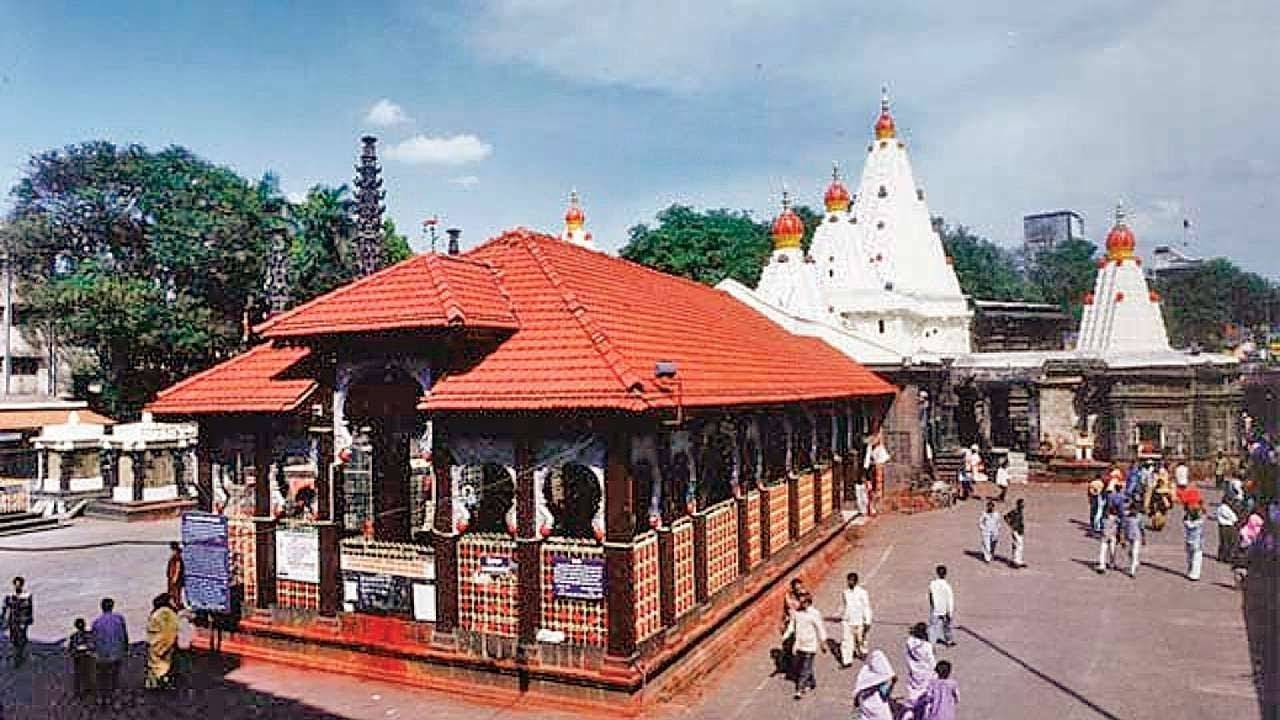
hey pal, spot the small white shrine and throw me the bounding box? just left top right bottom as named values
left=31, top=411, right=109, bottom=495
left=103, top=411, right=198, bottom=504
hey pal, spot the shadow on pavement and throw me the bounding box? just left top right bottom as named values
left=958, top=625, right=1124, bottom=720
left=0, top=636, right=345, bottom=719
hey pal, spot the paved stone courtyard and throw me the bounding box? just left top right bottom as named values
left=0, top=484, right=1265, bottom=718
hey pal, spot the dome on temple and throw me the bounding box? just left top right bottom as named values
left=1105, top=203, right=1136, bottom=261
left=564, top=189, right=585, bottom=229
left=771, top=191, right=805, bottom=249
left=874, top=86, right=896, bottom=140
left=824, top=163, right=852, bottom=212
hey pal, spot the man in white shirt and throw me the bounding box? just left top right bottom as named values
left=1216, top=500, right=1240, bottom=562
left=927, top=565, right=955, bottom=647
left=781, top=593, right=827, bottom=699
left=839, top=572, right=872, bottom=666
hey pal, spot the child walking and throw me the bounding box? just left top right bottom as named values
left=68, top=618, right=96, bottom=699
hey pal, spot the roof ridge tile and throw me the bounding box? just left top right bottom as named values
left=521, top=236, right=648, bottom=397
left=424, top=254, right=466, bottom=325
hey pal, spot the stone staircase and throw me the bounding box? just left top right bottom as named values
left=933, top=449, right=966, bottom=484
left=0, top=511, right=61, bottom=537
left=1006, top=450, right=1030, bottom=484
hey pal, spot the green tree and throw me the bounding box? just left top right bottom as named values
left=6, top=142, right=274, bottom=416
left=287, top=185, right=411, bottom=303
left=620, top=203, right=823, bottom=287
left=1028, top=238, right=1099, bottom=319
left=935, top=218, right=1039, bottom=302
left=1154, top=258, right=1279, bottom=349
left=621, top=205, right=772, bottom=287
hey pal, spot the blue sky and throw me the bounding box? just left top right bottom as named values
left=1, top=1, right=1277, bottom=277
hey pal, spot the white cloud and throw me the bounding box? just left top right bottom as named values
left=441, top=0, right=1280, bottom=275
left=449, top=175, right=481, bottom=188
left=364, top=98, right=412, bottom=127
left=385, top=134, right=493, bottom=166
left=285, top=190, right=308, bottom=205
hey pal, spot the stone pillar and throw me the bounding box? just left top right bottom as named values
left=313, top=428, right=340, bottom=617
left=253, top=430, right=277, bottom=609
left=173, top=448, right=189, bottom=498
left=603, top=429, right=639, bottom=660
left=514, top=436, right=541, bottom=652
left=131, top=451, right=146, bottom=502
left=430, top=438, right=459, bottom=638
left=58, top=451, right=72, bottom=494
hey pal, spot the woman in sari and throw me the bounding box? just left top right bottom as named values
left=144, top=594, right=179, bottom=690
left=853, top=649, right=897, bottom=720
left=904, top=623, right=936, bottom=704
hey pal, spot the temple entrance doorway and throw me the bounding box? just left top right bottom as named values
left=345, top=367, right=424, bottom=543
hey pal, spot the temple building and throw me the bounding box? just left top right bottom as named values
left=954, top=205, right=1240, bottom=475
left=720, top=89, right=973, bottom=487
left=147, top=193, right=895, bottom=705
left=721, top=91, right=1240, bottom=483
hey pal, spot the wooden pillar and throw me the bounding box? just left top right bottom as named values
left=787, top=475, right=800, bottom=540
left=313, top=427, right=340, bottom=616
left=735, top=495, right=750, bottom=574
left=514, top=436, right=541, bottom=651
left=604, top=428, right=639, bottom=660
left=692, top=511, right=709, bottom=604
left=657, top=527, right=676, bottom=628
left=430, top=438, right=459, bottom=637
left=759, top=486, right=773, bottom=559
left=195, top=441, right=214, bottom=513
left=253, top=429, right=277, bottom=609
left=814, top=468, right=824, bottom=524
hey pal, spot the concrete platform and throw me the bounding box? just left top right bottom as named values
left=85, top=497, right=196, bottom=522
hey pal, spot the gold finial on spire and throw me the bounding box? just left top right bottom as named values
left=771, top=186, right=804, bottom=250
left=564, top=187, right=585, bottom=231
left=824, top=162, right=852, bottom=212
left=1106, top=199, right=1136, bottom=261
left=875, top=84, right=897, bottom=140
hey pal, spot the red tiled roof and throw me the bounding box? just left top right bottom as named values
left=0, top=408, right=115, bottom=432
left=256, top=253, right=518, bottom=339
left=422, top=229, right=896, bottom=411
left=147, top=343, right=316, bottom=415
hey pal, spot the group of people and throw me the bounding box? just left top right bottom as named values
left=776, top=566, right=960, bottom=719
left=2, top=542, right=191, bottom=705
left=1088, top=454, right=1269, bottom=582
left=977, top=498, right=1027, bottom=568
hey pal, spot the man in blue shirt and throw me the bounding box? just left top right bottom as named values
left=91, top=597, right=128, bottom=704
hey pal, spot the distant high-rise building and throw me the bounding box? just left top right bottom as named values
left=1023, top=210, right=1084, bottom=258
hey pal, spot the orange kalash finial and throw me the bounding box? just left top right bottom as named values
left=564, top=189, right=585, bottom=231
left=874, top=85, right=896, bottom=140
left=1105, top=202, right=1137, bottom=261
left=824, top=162, right=852, bottom=212
left=771, top=189, right=805, bottom=250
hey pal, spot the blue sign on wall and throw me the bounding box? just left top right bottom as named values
left=551, top=556, right=605, bottom=601
left=181, top=512, right=230, bottom=614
